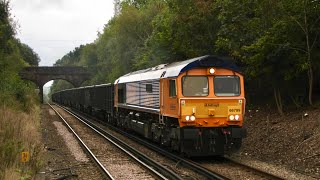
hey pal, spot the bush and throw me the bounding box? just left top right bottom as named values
left=0, top=106, right=43, bottom=179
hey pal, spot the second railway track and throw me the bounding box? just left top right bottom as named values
left=48, top=103, right=182, bottom=180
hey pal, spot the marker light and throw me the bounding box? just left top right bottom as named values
left=190, top=115, right=196, bottom=121
left=186, top=116, right=190, bottom=121
left=209, top=68, right=215, bottom=74
left=229, top=115, right=235, bottom=120
left=235, top=115, right=240, bottom=120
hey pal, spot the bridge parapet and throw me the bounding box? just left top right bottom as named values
left=20, top=66, right=89, bottom=75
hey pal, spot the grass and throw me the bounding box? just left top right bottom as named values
left=0, top=105, right=43, bottom=180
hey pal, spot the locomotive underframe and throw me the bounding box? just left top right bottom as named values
left=115, top=107, right=246, bottom=156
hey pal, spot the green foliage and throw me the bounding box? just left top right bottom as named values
left=18, top=43, right=40, bottom=66
left=54, top=45, right=84, bottom=66
left=0, top=1, right=42, bottom=179
left=0, top=0, right=14, bottom=54
left=215, top=0, right=320, bottom=107
left=0, top=0, right=40, bottom=110
left=50, top=0, right=320, bottom=110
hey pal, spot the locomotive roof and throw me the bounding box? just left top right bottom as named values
left=54, top=83, right=112, bottom=93
left=115, top=55, right=241, bottom=84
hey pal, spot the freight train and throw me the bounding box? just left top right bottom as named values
left=52, top=55, right=247, bottom=156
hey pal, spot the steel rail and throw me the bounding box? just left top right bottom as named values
left=47, top=103, right=114, bottom=180
left=105, top=122, right=228, bottom=180
left=54, top=103, right=183, bottom=180
left=224, top=157, right=285, bottom=180
left=56, top=104, right=228, bottom=180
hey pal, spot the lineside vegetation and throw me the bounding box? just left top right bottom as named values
left=51, top=0, right=320, bottom=114
left=0, top=1, right=42, bottom=179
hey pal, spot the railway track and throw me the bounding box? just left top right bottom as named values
left=48, top=103, right=182, bottom=180
left=199, top=157, right=285, bottom=179
left=48, top=103, right=113, bottom=179
left=53, top=103, right=228, bottom=179
left=226, top=158, right=285, bottom=179
left=111, top=122, right=285, bottom=179
left=114, top=125, right=286, bottom=180
left=54, top=103, right=287, bottom=179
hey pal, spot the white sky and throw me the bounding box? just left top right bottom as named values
left=10, top=0, right=114, bottom=67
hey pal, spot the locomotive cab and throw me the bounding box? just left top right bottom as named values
left=160, top=57, right=247, bottom=156
left=178, top=68, right=245, bottom=127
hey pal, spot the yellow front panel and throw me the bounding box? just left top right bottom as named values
left=180, top=98, right=244, bottom=127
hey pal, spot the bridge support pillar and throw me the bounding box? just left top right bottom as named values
left=39, top=86, right=44, bottom=103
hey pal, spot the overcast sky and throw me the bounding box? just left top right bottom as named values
left=10, top=0, right=114, bottom=67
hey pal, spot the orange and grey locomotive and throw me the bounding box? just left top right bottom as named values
left=52, top=55, right=247, bottom=156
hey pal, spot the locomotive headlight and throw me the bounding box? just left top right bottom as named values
left=190, top=115, right=196, bottom=121
left=235, top=115, right=240, bottom=120
left=209, top=68, right=215, bottom=74
left=229, top=115, right=235, bottom=120
left=185, top=116, right=190, bottom=121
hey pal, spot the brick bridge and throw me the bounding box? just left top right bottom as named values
left=19, top=66, right=91, bottom=103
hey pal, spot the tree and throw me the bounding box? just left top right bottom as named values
left=143, top=0, right=220, bottom=65
left=18, top=43, right=40, bottom=66
left=0, top=0, right=14, bottom=54
left=50, top=0, right=320, bottom=112
left=277, top=0, right=320, bottom=106
left=215, top=0, right=308, bottom=114
left=0, top=0, right=39, bottom=110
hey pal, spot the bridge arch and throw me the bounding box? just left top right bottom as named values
left=19, top=66, right=91, bottom=103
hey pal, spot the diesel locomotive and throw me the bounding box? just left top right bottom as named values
left=52, top=55, right=247, bottom=156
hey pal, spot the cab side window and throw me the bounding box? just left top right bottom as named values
left=169, top=80, right=176, bottom=97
